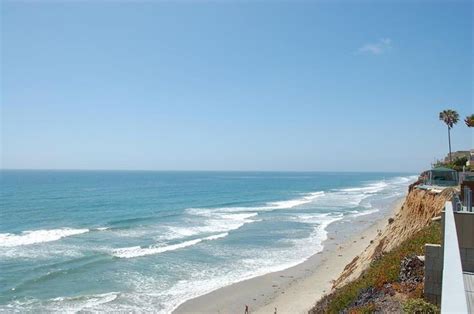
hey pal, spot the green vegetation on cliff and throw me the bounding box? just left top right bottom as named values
left=310, top=222, right=442, bottom=313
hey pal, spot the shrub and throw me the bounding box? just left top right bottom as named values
left=310, top=222, right=442, bottom=313
left=402, top=298, right=439, bottom=314
left=436, top=156, right=469, bottom=172
left=350, top=303, right=376, bottom=313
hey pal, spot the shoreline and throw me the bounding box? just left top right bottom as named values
left=173, top=197, right=405, bottom=314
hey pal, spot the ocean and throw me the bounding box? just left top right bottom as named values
left=0, top=170, right=416, bottom=312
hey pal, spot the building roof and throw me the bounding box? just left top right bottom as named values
left=430, top=167, right=457, bottom=172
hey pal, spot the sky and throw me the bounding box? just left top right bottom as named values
left=1, top=0, right=473, bottom=172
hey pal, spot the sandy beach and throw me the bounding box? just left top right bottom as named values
left=174, top=198, right=405, bottom=314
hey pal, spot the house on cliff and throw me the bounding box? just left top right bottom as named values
left=424, top=167, right=458, bottom=187
left=467, top=149, right=474, bottom=167
left=444, top=150, right=470, bottom=163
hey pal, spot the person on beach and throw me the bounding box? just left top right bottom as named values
left=274, top=307, right=277, bottom=314
left=244, top=304, right=249, bottom=314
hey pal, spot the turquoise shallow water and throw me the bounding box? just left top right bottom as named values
left=0, top=171, right=416, bottom=312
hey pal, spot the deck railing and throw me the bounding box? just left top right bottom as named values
left=441, top=201, right=468, bottom=312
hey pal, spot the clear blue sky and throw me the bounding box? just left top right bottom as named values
left=1, top=1, right=472, bottom=172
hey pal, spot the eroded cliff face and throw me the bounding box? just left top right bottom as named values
left=333, top=185, right=455, bottom=289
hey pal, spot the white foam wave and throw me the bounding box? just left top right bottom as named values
left=186, top=191, right=326, bottom=217
left=288, top=213, right=344, bottom=253
left=268, top=191, right=326, bottom=209
left=350, top=208, right=380, bottom=217
left=295, top=212, right=344, bottom=224
left=310, top=176, right=415, bottom=209
left=390, top=175, right=418, bottom=184
left=339, top=181, right=388, bottom=193
left=166, top=212, right=257, bottom=240
left=303, top=214, right=344, bottom=247
left=203, top=233, right=228, bottom=241
left=0, top=228, right=90, bottom=247
left=112, top=233, right=228, bottom=259
left=3, top=292, right=120, bottom=313
left=49, top=292, right=119, bottom=311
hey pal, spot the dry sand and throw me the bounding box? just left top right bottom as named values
left=173, top=199, right=404, bottom=314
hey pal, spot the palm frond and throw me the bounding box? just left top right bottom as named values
left=465, top=114, right=474, bottom=127
left=439, top=109, right=459, bottom=129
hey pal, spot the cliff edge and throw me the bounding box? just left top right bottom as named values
left=332, top=185, right=455, bottom=289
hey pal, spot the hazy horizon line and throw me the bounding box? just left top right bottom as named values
left=0, top=168, right=419, bottom=174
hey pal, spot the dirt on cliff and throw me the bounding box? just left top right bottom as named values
left=332, top=184, right=455, bottom=289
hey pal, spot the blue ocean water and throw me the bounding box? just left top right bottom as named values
left=0, top=171, right=416, bottom=312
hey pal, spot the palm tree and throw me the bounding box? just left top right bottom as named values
left=465, top=114, right=474, bottom=127
left=439, top=109, right=459, bottom=162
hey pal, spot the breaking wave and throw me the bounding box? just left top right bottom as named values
left=112, top=233, right=229, bottom=258
left=0, top=228, right=90, bottom=247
